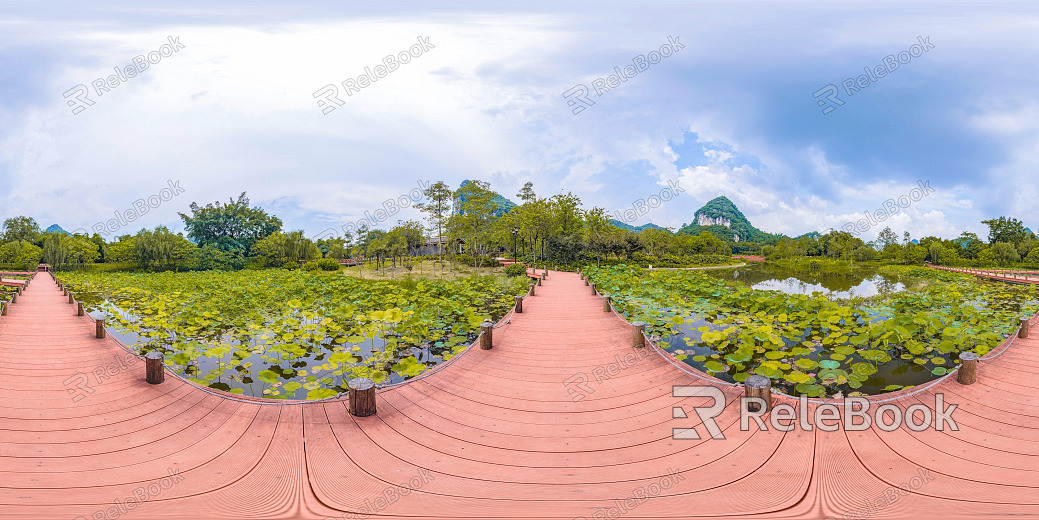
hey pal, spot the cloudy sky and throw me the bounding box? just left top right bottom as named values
left=1, top=0, right=1037, bottom=242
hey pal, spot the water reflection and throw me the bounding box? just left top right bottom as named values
left=707, top=263, right=905, bottom=299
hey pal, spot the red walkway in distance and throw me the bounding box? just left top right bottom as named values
left=930, top=264, right=1039, bottom=285
left=1, top=270, right=1038, bottom=519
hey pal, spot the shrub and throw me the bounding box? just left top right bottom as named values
left=301, top=262, right=320, bottom=272
left=453, top=254, right=498, bottom=267
left=282, top=261, right=300, bottom=270
left=504, top=263, right=527, bottom=277
left=316, top=258, right=341, bottom=271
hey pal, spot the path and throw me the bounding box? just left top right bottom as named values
left=0, top=270, right=1038, bottom=518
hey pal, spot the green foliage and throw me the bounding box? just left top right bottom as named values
left=315, top=258, right=340, bottom=271
left=1, top=216, right=42, bottom=243
left=504, top=263, right=527, bottom=277
left=179, top=192, right=282, bottom=254
left=584, top=264, right=1038, bottom=397
left=0, top=240, right=43, bottom=270
left=56, top=270, right=529, bottom=399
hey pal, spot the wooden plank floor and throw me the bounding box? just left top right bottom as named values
left=1, top=271, right=1038, bottom=519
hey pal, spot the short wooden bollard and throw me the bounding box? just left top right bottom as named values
left=584, top=277, right=589, bottom=286
left=744, top=375, right=772, bottom=413
left=68, top=292, right=75, bottom=304
left=536, top=276, right=542, bottom=286
left=145, top=351, right=165, bottom=384
left=77, top=302, right=85, bottom=316
left=514, top=296, right=523, bottom=313
left=11, top=293, right=17, bottom=304
left=0, top=301, right=6, bottom=316
left=603, top=295, right=612, bottom=313
left=590, top=282, right=596, bottom=295
left=529, top=283, right=536, bottom=296
left=480, top=321, right=494, bottom=350
left=348, top=378, right=377, bottom=417
left=632, top=321, right=646, bottom=348
left=17, top=286, right=22, bottom=295
left=95, top=318, right=106, bottom=339
left=957, top=352, right=978, bottom=385
left=1021, top=317, right=1030, bottom=339
left=62, top=287, right=67, bottom=296
left=543, top=269, right=548, bottom=278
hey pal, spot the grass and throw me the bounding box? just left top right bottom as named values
left=341, top=259, right=514, bottom=281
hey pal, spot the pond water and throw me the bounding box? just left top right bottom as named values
left=645, top=264, right=1039, bottom=397
left=80, top=297, right=471, bottom=400
left=703, top=263, right=906, bottom=299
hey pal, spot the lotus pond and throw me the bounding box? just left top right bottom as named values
left=586, top=264, right=1038, bottom=397
left=56, top=270, right=529, bottom=400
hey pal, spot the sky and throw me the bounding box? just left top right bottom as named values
left=1, top=0, right=1037, bottom=243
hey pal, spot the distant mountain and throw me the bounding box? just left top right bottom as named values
left=609, top=220, right=667, bottom=233
left=794, top=231, right=822, bottom=240
left=454, top=180, right=517, bottom=217
left=46, top=224, right=71, bottom=235
left=677, top=196, right=780, bottom=243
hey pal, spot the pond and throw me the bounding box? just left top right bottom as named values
left=703, top=262, right=906, bottom=299
left=87, top=301, right=469, bottom=400
left=585, top=264, right=1039, bottom=397
left=56, top=270, right=523, bottom=401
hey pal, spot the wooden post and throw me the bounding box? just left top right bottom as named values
left=0, top=301, right=6, bottom=316
left=480, top=321, right=493, bottom=350
left=603, top=295, right=612, bottom=313
left=536, top=276, right=542, bottom=286
left=584, top=277, right=589, bottom=286
left=1020, top=317, right=1030, bottom=339
left=744, top=375, right=772, bottom=412
left=11, top=293, right=17, bottom=304
left=590, top=282, right=596, bottom=295
left=145, top=351, right=165, bottom=384
left=68, top=292, right=74, bottom=304
left=348, top=378, right=377, bottom=417
left=632, top=321, right=645, bottom=348
left=17, top=286, right=22, bottom=295
left=77, top=302, right=85, bottom=316
left=62, top=286, right=67, bottom=296
left=543, top=269, right=548, bottom=278
left=95, top=318, right=106, bottom=339
left=957, top=352, right=978, bottom=385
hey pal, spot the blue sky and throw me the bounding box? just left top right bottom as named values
left=1, top=0, right=1037, bottom=242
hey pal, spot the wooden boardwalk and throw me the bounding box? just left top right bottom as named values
left=1, top=270, right=1038, bottom=519
left=931, top=264, right=1039, bottom=285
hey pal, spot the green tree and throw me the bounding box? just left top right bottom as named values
left=0, top=240, right=43, bottom=270
left=134, top=227, right=196, bottom=271
left=957, top=231, right=984, bottom=260
left=991, top=242, right=1021, bottom=266
left=179, top=192, right=282, bottom=255
left=1, top=216, right=42, bottom=243
left=981, top=217, right=1028, bottom=245
left=415, top=181, right=453, bottom=262
left=448, top=180, right=497, bottom=266
left=252, top=231, right=321, bottom=267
